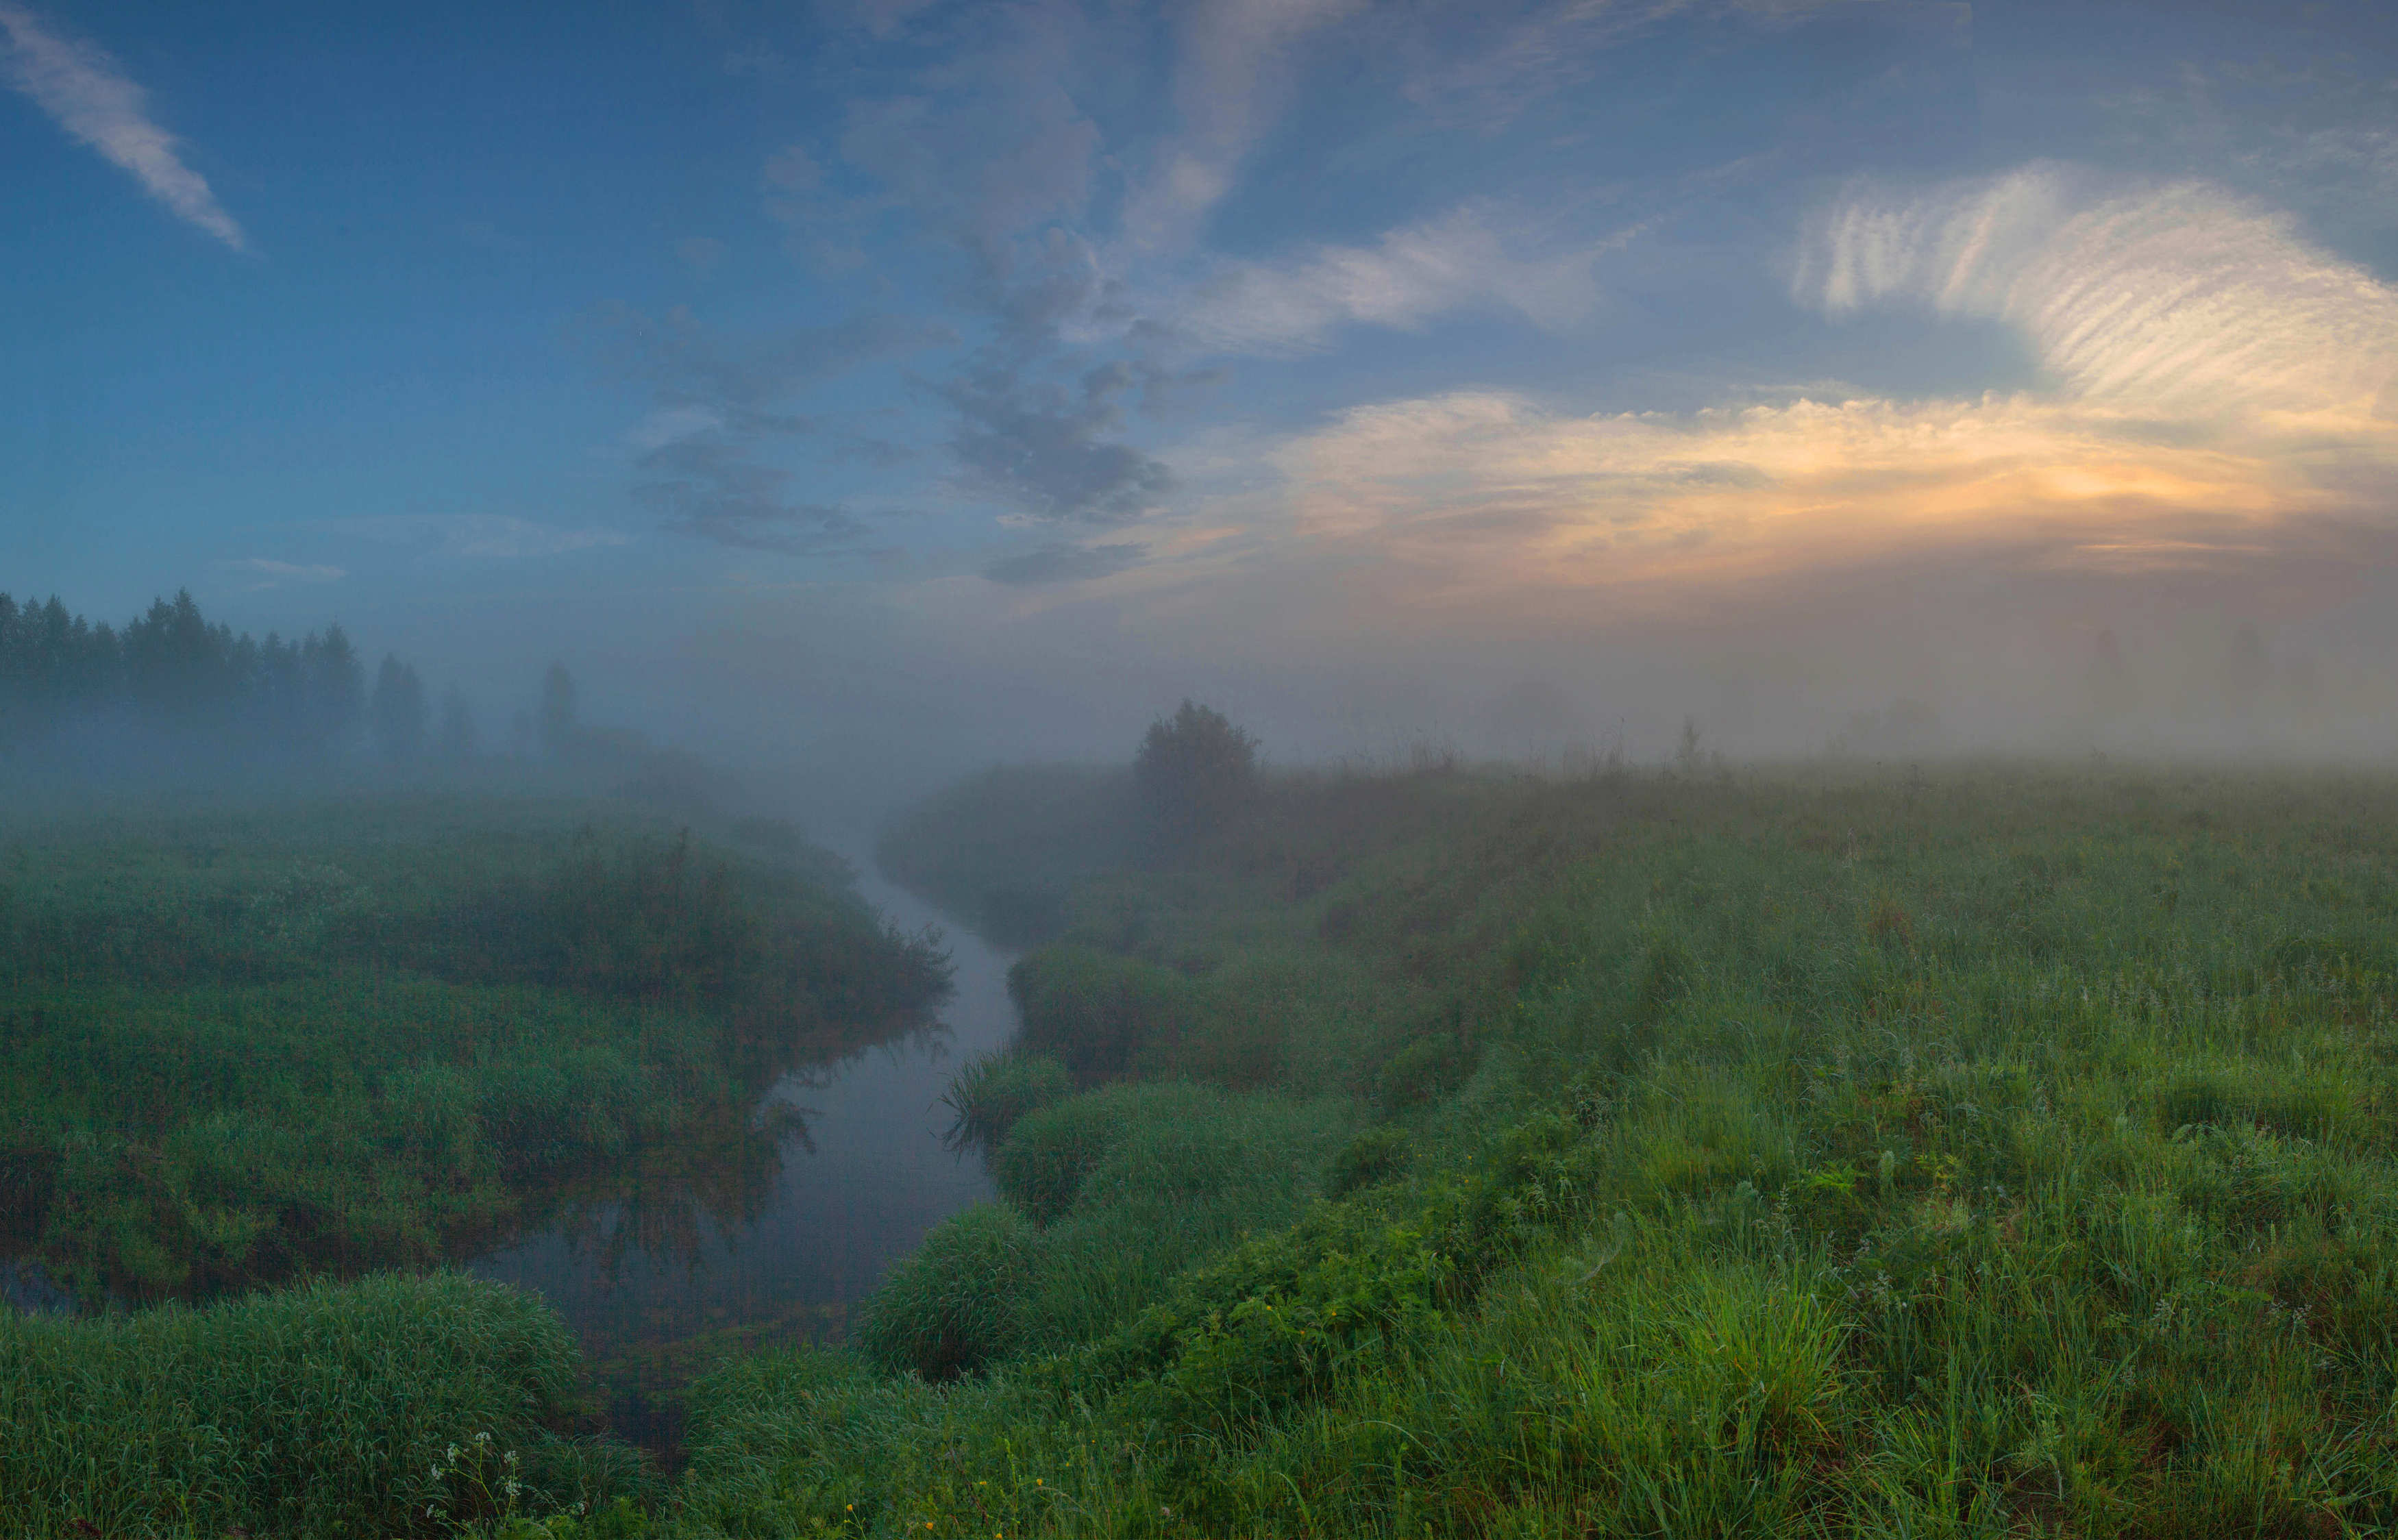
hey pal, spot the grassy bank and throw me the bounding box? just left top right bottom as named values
left=0, top=797, right=950, bottom=1300
left=1, top=1270, right=646, bottom=1535
left=667, top=760, right=2398, bottom=1538
left=18, top=762, right=2398, bottom=1536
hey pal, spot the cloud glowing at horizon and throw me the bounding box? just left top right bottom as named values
left=1057, top=166, right=2398, bottom=622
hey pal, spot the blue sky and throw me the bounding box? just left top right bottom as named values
left=6, top=0, right=2398, bottom=777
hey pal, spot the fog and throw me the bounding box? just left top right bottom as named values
left=6, top=0, right=2398, bottom=823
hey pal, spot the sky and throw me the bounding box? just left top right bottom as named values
left=5, top=0, right=2397, bottom=794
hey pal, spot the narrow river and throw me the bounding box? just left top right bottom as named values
left=465, top=853, right=1018, bottom=1448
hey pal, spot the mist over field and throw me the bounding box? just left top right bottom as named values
left=14, top=4, right=2398, bottom=1537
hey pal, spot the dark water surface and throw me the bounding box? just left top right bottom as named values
left=465, top=855, right=1016, bottom=1448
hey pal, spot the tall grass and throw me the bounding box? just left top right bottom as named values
left=856, top=1082, right=1357, bottom=1384
left=656, top=762, right=2398, bottom=1538
left=0, top=1271, right=652, bottom=1535
left=18, top=765, right=2398, bottom=1535
left=940, top=1052, right=1074, bottom=1151
left=0, top=798, right=950, bottom=1300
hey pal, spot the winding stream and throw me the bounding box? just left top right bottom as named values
left=465, top=856, right=1018, bottom=1448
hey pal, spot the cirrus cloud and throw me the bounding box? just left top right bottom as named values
left=1222, top=169, right=2398, bottom=617
left=1172, top=203, right=1627, bottom=355
left=0, top=3, right=245, bottom=249
left=1792, top=165, right=2398, bottom=421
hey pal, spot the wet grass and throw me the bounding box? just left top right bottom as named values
left=656, top=761, right=2398, bottom=1538
left=23, top=762, right=2398, bottom=1537
left=0, top=1269, right=650, bottom=1535
left=0, top=797, right=949, bottom=1302
left=0, top=796, right=949, bottom=1536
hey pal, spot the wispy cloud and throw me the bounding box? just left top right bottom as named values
left=1792, top=165, right=2398, bottom=419
left=939, top=358, right=1174, bottom=524
left=982, top=541, right=1148, bottom=586
left=0, top=3, right=245, bottom=249
left=1174, top=203, right=1628, bottom=354
left=221, top=558, right=343, bottom=590
left=332, top=515, right=633, bottom=560
left=591, top=302, right=950, bottom=551
left=1211, top=172, right=2398, bottom=613
left=1402, top=0, right=1901, bottom=133
left=630, top=436, right=871, bottom=554
left=1263, top=388, right=2359, bottom=605
left=1170, top=166, right=2398, bottom=619
left=1118, top=0, right=1362, bottom=254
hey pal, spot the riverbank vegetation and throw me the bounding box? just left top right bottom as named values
left=0, top=797, right=948, bottom=1302
left=689, top=756, right=2398, bottom=1539
left=1, top=793, right=952, bottom=1532
left=15, top=756, right=2398, bottom=1536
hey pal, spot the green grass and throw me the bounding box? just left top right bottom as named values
left=21, top=762, right=2398, bottom=1536
left=0, top=797, right=948, bottom=1302
left=650, top=760, right=2398, bottom=1538
left=940, top=1052, right=1074, bottom=1151
left=0, top=1269, right=653, bottom=1535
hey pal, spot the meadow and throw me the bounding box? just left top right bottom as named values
left=0, top=797, right=950, bottom=1302
left=14, top=762, right=2398, bottom=1537
left=0, top=796, right=948, bottom=1533
left=667, top=760, right=2398, bottom=1539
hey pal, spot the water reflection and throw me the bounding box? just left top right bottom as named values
left=467, top=857, right=1019, bottom=1452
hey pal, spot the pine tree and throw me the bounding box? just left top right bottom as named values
left=371, top=655, right=427, bottom=763
left=436, top=683, right=478, bottom=760
left=537, top=662, right=579, bottom=760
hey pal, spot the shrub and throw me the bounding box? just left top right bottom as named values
left=977, top=882, right=1068, bottom=947
left=852, top=1204, right=1035, bottom=1380
left=1325, top=1123, right=1413, bottom=1197
left=992, top=1080, right=1342, bottom=1228
left=1005, top=1084, right=1357, bottom=1348
left=1376, top=1031, right=1474, bottom=1112
left=1134, top=699, right=1259, bottom=842
left=1006, top=945, right=1205, bottom=1080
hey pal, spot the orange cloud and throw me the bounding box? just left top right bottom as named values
left=1187, top=169, right=2398, bottom=621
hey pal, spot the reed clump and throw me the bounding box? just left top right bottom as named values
left=0, top=1271, right=643, bottom=1535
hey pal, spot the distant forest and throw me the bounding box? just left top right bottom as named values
left=0, top=588, right=452, bottom=768
left=0, top=588, right=725, bottom=807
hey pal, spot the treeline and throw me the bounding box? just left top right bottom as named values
left=0, top=589, right=365, bottom=761
left=0, top=588, right=690, bottom=801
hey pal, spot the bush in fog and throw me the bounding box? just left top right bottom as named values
left=1134, top=698, right=1259, bottom=841
left=436, top=680, right=478, bottom=758
left=1006, top=945, right=1204, bottom=1080
left=1324, top=1123, right=1413, bottom=1197
left=538, top=660, right=579, bottom=758
left=1375, top=1030, right=1477, bottom=1113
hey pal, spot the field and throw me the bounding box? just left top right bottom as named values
left=0, top=797, right=950, bottom=1302
left=12, top=762, right=2398, bottom=1537
left=687, top=760, right=2398, bottom=1539
left=0, top=796, right=950, bottom=1534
